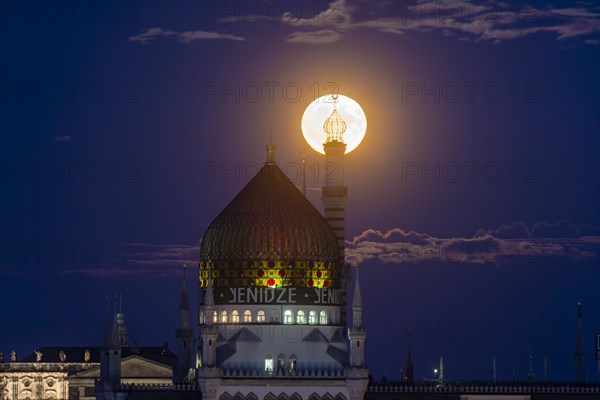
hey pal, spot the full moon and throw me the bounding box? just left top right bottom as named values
left=301, top=94, right=367, bottom=155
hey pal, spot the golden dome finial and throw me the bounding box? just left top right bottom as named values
left=323, top=94, right=347, bottom=143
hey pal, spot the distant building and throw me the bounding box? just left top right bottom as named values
left=0, top=344, right=176, bottom=399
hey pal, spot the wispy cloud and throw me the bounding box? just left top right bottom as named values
left=278, top=0, right=600, bottom=45
left=287, top=29, right=343, bottom=44
left=179, top=30, right=246, bottom=43
left=346, top=221, right=599, bottom=266
left=129, top=27, right=246, bottom=45
left=128, top=27, right=178, bottom=45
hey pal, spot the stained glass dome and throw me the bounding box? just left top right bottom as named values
left=199, top=159, right=341, bottom=290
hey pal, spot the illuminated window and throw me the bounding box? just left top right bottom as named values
left=265, top=353, right=274, bottom=373
left=212, top=311, right=218, bottom=324
left=289, top=354, right=297, bottom=373
left=257, top=309, right=266, bottom=323
left=309, top=310, right=317, bottom=324
left=283, top=310, right=293, bottom=324
left=221, top=310, right=228, bottom=323
left=243, top=309, right=252, bottom=323
left=319, top=310, right=327, bottom=325
left=199, top=311, right=205, bottom=324
left=231, top=310, right=239, bottom=323
left=296, top=310, right=306, bottom=324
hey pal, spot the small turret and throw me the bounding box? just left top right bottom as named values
left=175, top=265, right=193, bottom=383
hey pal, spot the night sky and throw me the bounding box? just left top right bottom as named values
left=1, top=0, right=599, bottom=383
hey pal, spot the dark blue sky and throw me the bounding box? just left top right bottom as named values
left=0, top=0, right=599, bottom=382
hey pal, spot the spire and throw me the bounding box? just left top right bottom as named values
left=111, top=295, right=120, bottom=348
left=528, top=348, right=534, bottom=382
left=179, top=264, right=190, bottom=329
left=352, top=267, right=362, bottom=328
left=323, top=94, right=347, bottom=143
left=353, top=268, right=362, bottom=307
left=102, top=296, right=110, bottom=349
left=180, top=265, right=190, bottom=311
left=265, top=143, right=277, bottom=165
left=574, top=301, right=586, bottom=382
left=404, top=335, right=414, bottom=384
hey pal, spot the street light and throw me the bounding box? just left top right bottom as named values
left=434, top=368, right=438, bottom=382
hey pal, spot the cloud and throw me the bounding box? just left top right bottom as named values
left=179, top=30, right=246, bottom=43
left=129, top=27, right=246, bottom=45
left=346, top=221, right=600, bottom=266
left=128, top=27, right=178, bottom=45
left=52, top=135, right=71, bottom=142
left=287, top=29, right=343, bottom=44
left=282, top=0, right=352, bottom=27
left=278, top=0, right=600, bottom=45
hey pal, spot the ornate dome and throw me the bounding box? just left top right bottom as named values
left=199, top=152, right=341, bottom=291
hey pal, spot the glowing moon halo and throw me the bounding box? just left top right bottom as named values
left=301, top=94, right=367, bottom=155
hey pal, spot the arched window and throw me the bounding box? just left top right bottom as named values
left=212, top=310, right=218, bottom=324
left=308, top=394, right=320, bottom=400
left=290, top=394, right=302, bottom=400
left=319, top=310, right=327, bottom=325
left=233, top=393, right=244, bottom=400
left=231, top=310, right=239, bottom=323
left=221, top=310, right=228, bottom=323
left=289, top=354, right=297, bottom=374
left=334, top=394, right=347, bottom=400
left=296, top=310, right=306, bottom=324
left=199, top=311, right=205, bottom=324
left=283, top=310, right=293, bottom=324
left=265, top=353, right=274, bottom=373
left=277, top=354, right=285, bottom=373
left=308, top=310, right=317, bottom=324
left=276, top=394, right=289, bottom=400
left=246, top=393, right=258, bottom=400
left=257, top=309, right=266, bottom=323
left=270, top=309, right=278, bottom=322
left=243, top=309, right=252, bottom=323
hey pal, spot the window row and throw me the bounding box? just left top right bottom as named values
left=205, top=309, right=329, bottom=325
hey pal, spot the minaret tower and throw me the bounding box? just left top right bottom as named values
left=346, top=267, right=368, bottom=400
left=175, top=265, right=193, bottom=383
left=322, top=94, right=350, bottom=325
left=115, top=295, right=128, bottom=346
left=348, top=268, right=366, bottom=366
left=96, top=297, right=121, bottom=400
left=574, top=301, right=586, bottom=382
left=197, top=266, right=221, bottom=400
left=404, top=336, right=414, bottom=384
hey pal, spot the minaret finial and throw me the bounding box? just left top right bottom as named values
left=323, top=94, right=347, bottom=143
left=265, top=143, right=277, bottom=165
